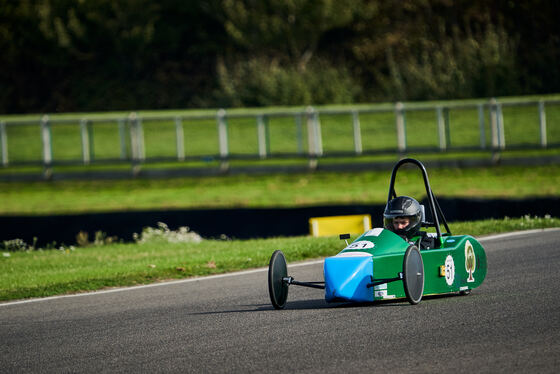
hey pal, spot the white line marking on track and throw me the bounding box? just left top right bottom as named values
left=0, top=259, right=324, bottom=307
left=478, top=227, right=560, bottom=242
left=2, top=229, right=559, bottom=307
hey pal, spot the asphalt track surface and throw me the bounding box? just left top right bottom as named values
left=1, top=229, right=559, bottom=373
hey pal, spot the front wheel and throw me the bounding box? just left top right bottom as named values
left=402, top=245, right=424, bottom=305
left=268, top=250, right=289, bottom=309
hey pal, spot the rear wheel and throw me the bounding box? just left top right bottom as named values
left=268, top=250, right=289, bottom=309
left=402, top=245, right=424, bottom=305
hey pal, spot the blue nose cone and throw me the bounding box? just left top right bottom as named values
left=324, top=255, right=374, bottom=303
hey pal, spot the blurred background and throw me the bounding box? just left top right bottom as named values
left=1, top=0, right=559, bottom=245
left=1, top=0, right=559, bottom=114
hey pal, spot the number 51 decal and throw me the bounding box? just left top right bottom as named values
left=345, top=241, right=375, bottom=250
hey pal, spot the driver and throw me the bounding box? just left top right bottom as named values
left=383, top=196, right=422, bottom=240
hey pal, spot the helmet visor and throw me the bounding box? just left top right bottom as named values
left=384, top=214, right=421, bottom=237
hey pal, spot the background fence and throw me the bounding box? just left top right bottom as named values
left=1, top=97, right=559, bottom=178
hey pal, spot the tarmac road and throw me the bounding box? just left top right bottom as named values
left=1, top=229, right=559, bottom=373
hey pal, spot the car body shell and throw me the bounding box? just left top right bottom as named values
left=324, top=227, right=487, bottom=302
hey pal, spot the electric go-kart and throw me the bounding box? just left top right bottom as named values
left=268, top=158, right=487, bottom=309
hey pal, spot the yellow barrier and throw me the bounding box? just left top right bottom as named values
left=309, top=214, right=372, bottom=237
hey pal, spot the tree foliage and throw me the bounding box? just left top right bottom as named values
left=0, top=0, right=559, bottom=113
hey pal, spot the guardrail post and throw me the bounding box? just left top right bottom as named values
left=41, top=115, right=53, bottom=170
left=306, top=107, right=318, bottom=169
left=217, top=109, right=229, bottom=171
left=0, top=121, right=7, bottom=166
left=314, top=111, right=323, bottom=157
left=478, top=104, right=486, bottom=149
left=437, top=107, right=447, bottom=150
left=497, top=102, right=505, bottom=150
left=295, top=114, right=303, bottom=155
left=129, top=112, right=144, bottom=175
left=257, top=115, right=268, bottom=159
left=129, top=113, right=138, bottom=162
left=395, top=102, right=406, bottom=152
left=306, top=107, right=323, bottom=157
left=352, top=110, right=362, bottom=155
left=137, top=117, right=145, bottom=161
left=118, top=119, right=128, bottom=160
left=490, top=98, right=499, bottom=150
left=80, top=119, right=92, bottom=165
left=41, top=115, right=52, bottom=165
left=306, top=107, right=315, bottom=157
left=539, top=100, right=547, bottom=148
left=175, top=116, right=185, bottom=161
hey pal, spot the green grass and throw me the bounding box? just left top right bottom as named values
left=1, top=216, right=559, bottom=302
left=0, top=164, right=558, bottom=215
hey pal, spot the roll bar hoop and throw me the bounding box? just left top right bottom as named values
left=387, top=158, right=451, bottom=243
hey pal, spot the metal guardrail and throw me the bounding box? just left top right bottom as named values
left=0, top=98, right=559, bottom=175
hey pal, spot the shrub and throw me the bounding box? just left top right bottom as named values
left=215, top=57, right=360, bottom=107
left=133, top=222, right=203, bottom=244
left=1, top=237, right=37, bottom=252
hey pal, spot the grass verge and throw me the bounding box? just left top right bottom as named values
left=1, top=216, right=559, bottom=302
left=1, top=164, right=559, bottom=215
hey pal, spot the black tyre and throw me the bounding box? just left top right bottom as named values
left=459, top=289, right=471, bottom=296
left=268, top=250, right=289, bottom=309
left=403, top=245, right=424, bottom=305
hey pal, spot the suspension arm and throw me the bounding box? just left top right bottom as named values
left=283, top=277, right=325, bottom=289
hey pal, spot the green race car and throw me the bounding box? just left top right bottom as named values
left=268, top=158, right=488, bottom=309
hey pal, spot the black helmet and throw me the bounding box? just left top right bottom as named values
left=383, top=196, right=422, bottom=239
